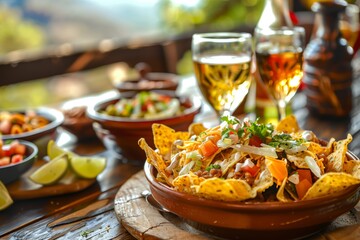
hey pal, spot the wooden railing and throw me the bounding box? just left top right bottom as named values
left=0, top=12, right=314, bottom=87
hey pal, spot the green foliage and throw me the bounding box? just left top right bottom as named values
left=0, top=6, right=45, bottom=53
left=159, top=0, right=264, bottom=33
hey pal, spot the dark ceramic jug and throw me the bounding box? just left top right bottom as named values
left=303, top=0, right=353, bottom=117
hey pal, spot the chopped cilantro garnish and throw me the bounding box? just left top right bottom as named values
left=268, top=133, right=305, bottom=149
left=220, top=115, right=241, bottom=125
left=81, top=230, right=91, bottom=237
left=240, top=118, right=274, bottom=141
left=206, top=164, right=221, bottom=171
left=220, top=117, right=274, bottom=142
left=221, top=128, right=231, bottom=139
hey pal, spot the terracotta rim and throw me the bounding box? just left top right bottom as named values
left=115, top=72, right=179, bottom=91
left=87, top=93, right=202, bottom=124
left=144, top=153, right=360, bottom=212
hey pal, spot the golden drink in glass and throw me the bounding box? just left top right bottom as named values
left=256, top=51, right=303, bottom=104
left=192, top=33, right=253, bottom=119
left=193, top=54, right=251, bottom=116
left=255, top=27, right=305, bottom=120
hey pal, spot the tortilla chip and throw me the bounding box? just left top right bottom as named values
left=343, top=160, right=360, bottom=179
left=325, top=138, right=336, bottom=155
left=303, top=172, right=360, bottom=200
left=188, top=122, right=206, bottom=136
left=275, top=115, right=299, bottom=133
left=138, top=138, right=171, bottom=185
left=196, top=178, right=255, bottom=201
left=326, top=134, right=352, bottom=172
left=173, top=173, right=202, bottom=194
left=218, top=149, right=242, bottom=176
left=287, top=150, right=319, bottom=169
left=252, top=168, right=274, bottom=194
left=202, top=148, right=223, bottom=169
left=276, top=177, right=293, bottom=202
left=152, top=124, right=189, bottom=156
left=306, top=142, right=328, bottom=155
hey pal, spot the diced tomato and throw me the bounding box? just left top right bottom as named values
left=295, top=169, right=313, bottom=200
left=157, top=95, right=171, bottom=103
left=297, top=169, right=312, bottom=183
left=209, top=133, right=221, bottom=144
left=296, top=179, right=312, bottom=200
left=2, top=144, right=13, bottom=157
left=249, top=135, right=262, bottom=147
left=265, top=157, right=288, bottom=186
left=241, top=165, right=260, bottom=177
left=0, top=157, right=10, bottom=166
left=0, top=141, right=27, bottom=167
left=11, top=154, right=23, bottom=164
left=10, top=141, right=26, bottom=155
left=199, top=140, right=219, bottom=157
left=141, top=99, right=153, bottom=111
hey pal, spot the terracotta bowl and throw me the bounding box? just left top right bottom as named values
left=0, top=140, right=38, bottom=184
left=87, top=92, right=201, bottom=162
left=113, top=62, right=179, bottom=94
left=144, top=151, right=360, bottom=240
left=114, top=72, right=179, bottom=93
left=1, top=107, right=64, bottom=157
left=61, top=106, right=96, bottom=141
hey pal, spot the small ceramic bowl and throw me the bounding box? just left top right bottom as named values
left=1, top=107, right=64, bottom=142
left=113, top=63, right=179, bottom=93
left=1, top=107, right=64, bottom=157
left=61, top=106, right=96, bottom=141
left=87, top=92, right=201, bottom=161
left=0, top=140, right=38, bottom=184
left=144, top=151, right=360, bottom=240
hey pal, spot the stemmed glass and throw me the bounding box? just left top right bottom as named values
left=254, top=27, right=305, bottom=121
left=192, top=32, right=253, bottom=122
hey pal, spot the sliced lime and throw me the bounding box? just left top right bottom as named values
left=0, top=181, right=13, bottom=211
left=47, top=140, right=76, bottom=160
left=47, top=140, right=66, bottom=160
left=29, top=154, right=69, bottom=185
left=70, top=156, right=106, bottom=179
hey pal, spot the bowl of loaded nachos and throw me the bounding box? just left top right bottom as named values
left=141, top=115, right=360, bottom=240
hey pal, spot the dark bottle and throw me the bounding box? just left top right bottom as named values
left=303, top=1, right=353, bottom=117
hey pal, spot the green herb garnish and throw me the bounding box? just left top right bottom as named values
left=268, top=133, right=304, bottom=149
left=245, top=119, right=274, bottom=141
left=81, top=230, right=91, bottom=237
left=220, top=115, right=241, bottom=125
left=206, top=164, right=221, bottom=171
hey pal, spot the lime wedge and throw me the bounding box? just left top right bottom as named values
left=30, top=154, right=69, bottom=185
left=47, top=140, right=67, bottom=160
left=70, top=156, right=106, bottom=179
left=47, top=140, right=76, bottom=160
left=0, top=181, right=13, bottom=211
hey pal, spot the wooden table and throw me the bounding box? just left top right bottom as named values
left=1, top=64, right=360, bottom=239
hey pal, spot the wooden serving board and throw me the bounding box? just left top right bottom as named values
left=7, top=159, right=95, bottom=200
left=114, top=170, right=360, bottom=240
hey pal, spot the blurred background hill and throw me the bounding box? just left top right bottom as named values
left=0, top=0, right=357, bottom=109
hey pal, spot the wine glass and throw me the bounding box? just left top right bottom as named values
left=192, top=32, right=253, bottom=122
left=254, top=27, right=305, bottom=121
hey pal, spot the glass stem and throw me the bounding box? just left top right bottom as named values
left=221, top=109, right=231, bottom=117
left=276, top=100, right=287, bottom=121
left=216, top=109, right=231, bottom=124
